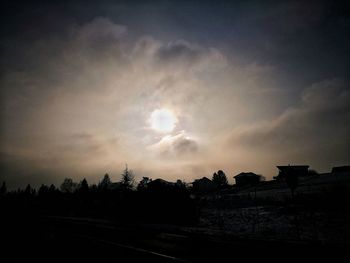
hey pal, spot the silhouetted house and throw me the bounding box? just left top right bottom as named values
left=331, top=166, right=350, bottom=176
left=192, top=177, right=217, bottom=193
left=234, top=172, right=261, bottom=187
left=147, top=178, right=175, bottom=192
left=274, top=165, right=309, bottom=180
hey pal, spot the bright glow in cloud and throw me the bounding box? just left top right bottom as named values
left=150, top=109, right=177, bottom=133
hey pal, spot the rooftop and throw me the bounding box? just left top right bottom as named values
left=234, top=172, right=259, bottom=178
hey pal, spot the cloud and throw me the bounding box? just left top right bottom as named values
left=155, top=40, right=203, bottom=65
left=73, top=17, right=126, bottom=42
left=151, top=39, right=227, bottom=74
left=148, top=131, right=198, bottom=158
left=1, top=14, right=348, bottom=188
left=0, top=17, right=226, bottom=188
left=301, top=78, right=349, bottom=109
left=228, top=78, right=350, bottom=168
left=0, top=131, right=123, bottom=188
left=173, top=135, right=198, bottom=155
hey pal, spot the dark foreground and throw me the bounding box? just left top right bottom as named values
left=2, top=215, right=348, bottom=262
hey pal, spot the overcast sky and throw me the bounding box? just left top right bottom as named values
left=1, top=0, right=349, bottom=189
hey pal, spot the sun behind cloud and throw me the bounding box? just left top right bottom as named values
left=150, top=108, right=177, bottom=133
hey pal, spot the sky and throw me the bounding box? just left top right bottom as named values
left=1, top=0, right=349, bottom=189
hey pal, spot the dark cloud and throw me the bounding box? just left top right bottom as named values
left=173, top=136, right=198, bottom=155
left=229, top=78, right=350, bottom=167
left=0, top=132, right=122, bottom=189
left=155, top=40, right=202, bottom=65
left=149, top=132, right=198, bottom=158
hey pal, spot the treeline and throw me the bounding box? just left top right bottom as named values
left=0, top=167, right=199, bottom=225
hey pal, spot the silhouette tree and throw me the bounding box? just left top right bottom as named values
left=90, top=184, right=98, bottom=193
left=212, top=170, right=228, bottom=188
left=38, top=184, right=49, bottom=196
left=0, top=181, right=7, bottom=195
left=48, top=184, right=57, bottom=193
left=60, top=178, right=76, bottom=193
left=79, top=178, right=89, bottom=193
left=137, top=177, right=152, bottom=191
left=99, top=174, right=111, bottom=190
left=120, top=164, right=135, bottom=191
left=24, top=184, right=34, bottom=195
left=176, top=179, right=187, bottom=189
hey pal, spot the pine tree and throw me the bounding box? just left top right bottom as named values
left=120, top=164, right=135, bottom=191
left=99, top=174, right=111, bottom=190
left=79, top=178, right=89, bottom=193
left=60, top=178, right=77, bottom=193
